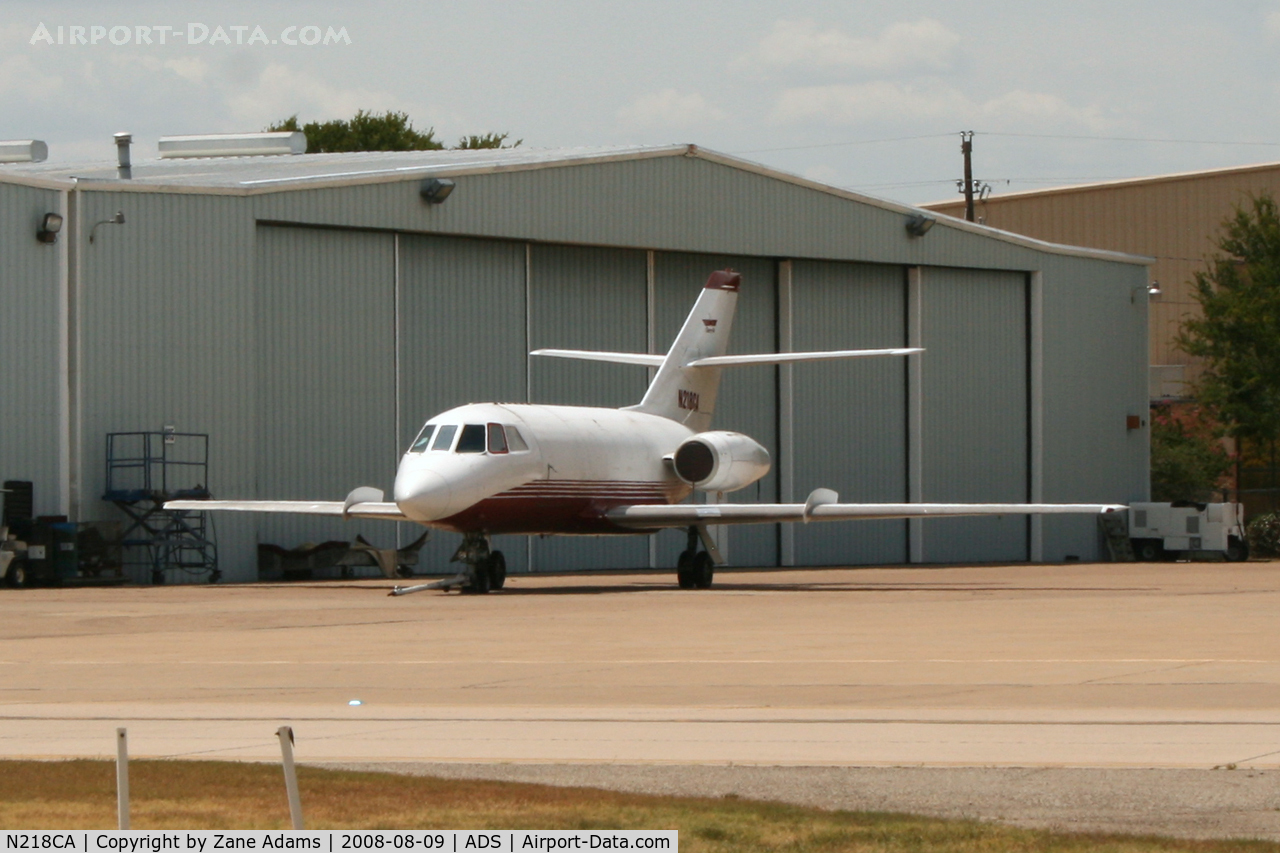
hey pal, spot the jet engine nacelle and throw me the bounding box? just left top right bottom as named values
left=672, top=431, right=771, bottom=493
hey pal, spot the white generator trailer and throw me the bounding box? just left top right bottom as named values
left=1128, top=502, right=1248, bottom=561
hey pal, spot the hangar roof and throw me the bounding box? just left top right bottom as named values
left=0, top=143, right=1150, bottom=265
left=0, top=144, right=686, bottom=191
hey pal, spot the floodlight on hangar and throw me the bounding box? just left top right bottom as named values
left=36, top=212, right=63, bottom=244
left=420, top=177, right=455, bottom=204
left=904, top=212, right=935, bottom=238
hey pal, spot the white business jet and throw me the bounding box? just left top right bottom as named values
left=167, top=270, right=1123, bottom=594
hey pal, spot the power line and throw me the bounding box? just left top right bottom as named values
left=733, top=133, right=958, bottom=154
left=980, top=131, right=1280, bottom=147
left=736, top=130, right=1280, bottom=158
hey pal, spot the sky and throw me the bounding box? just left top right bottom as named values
left=7, top=1, right=1280, bottom=204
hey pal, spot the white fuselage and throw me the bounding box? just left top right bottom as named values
left=393, top=402, right=695, bottom=534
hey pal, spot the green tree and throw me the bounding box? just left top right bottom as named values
left=1149, top=405, right=1232, bottom=502
left=268, top=111, right=441, bottom=152
left=456, top=132, right=521, bottom=150
left=268, top=112, right=520, bottom=153
left=1177, top=192, right=1280, bottom=493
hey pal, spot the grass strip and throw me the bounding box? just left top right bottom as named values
left=0, top=760, right=1276, bottom=852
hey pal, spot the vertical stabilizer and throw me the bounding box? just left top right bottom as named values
left=626, top=270, right=740, bottom=431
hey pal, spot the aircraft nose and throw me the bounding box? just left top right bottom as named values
left=394, top=468, right=454, bottom=522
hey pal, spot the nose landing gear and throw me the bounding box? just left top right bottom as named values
left=389, top=531, right=505, bottom=596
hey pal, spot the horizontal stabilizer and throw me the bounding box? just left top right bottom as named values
left=686, top=348, right=921, bottom=368
left=607, top=500, right=1126, bottom=529
left=164, top=499, right=406, bottom=521
left=531, top=347, right=922, bottom=369
left=530, top=349, right=666, bottom=367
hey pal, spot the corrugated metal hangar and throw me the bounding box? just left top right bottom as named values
left=923, top=161, right=1280, bottom=401
left=0, top=142, right=1151, bottom=582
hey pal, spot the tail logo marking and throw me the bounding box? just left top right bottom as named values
left=678, top=389, right=701, bottom=411
left=702, top=319, right=718, bottom=333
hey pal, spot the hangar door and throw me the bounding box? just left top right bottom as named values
left=254, top=225, right=400, bottom=550
left=920, top=267, right=1028, bottom=563
left=398, top=233, right=529, bottom=572
left=528, top=243, right=650, bottom=571
left=791, top=261, right=908, bottom=565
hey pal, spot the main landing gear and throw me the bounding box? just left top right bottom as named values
left=388, top=531, right=505, bottom=596
left=676, top=526, right=715, bottom=590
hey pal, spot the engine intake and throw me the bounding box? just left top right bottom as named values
left=672, top=431, right=770, bottom=493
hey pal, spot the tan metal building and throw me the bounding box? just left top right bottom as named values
left=923, top=162, right=1280, bottom=400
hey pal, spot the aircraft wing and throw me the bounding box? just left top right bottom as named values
left=607, top=489, right=1125, bottom=529
left=164, top=487, right=406, bottom=521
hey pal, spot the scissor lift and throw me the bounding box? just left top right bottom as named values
left=103, top=431, right=219, bottom=584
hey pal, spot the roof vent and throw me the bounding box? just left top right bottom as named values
left=158, top=132, right=306, bottom=159
left=115, top=132, right=132, bottom=179
left=0, top=140, right=48, bottom=163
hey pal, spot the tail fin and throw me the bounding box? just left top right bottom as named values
left=626, top=270, right=740, bottom=431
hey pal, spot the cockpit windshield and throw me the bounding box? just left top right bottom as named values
left=456, top=424, right=487, bottom=453
left=409, top=424, right=436, bottom=453
left=487, top=423, right=508, bottom=454
left=506, top=425, right=529, bottom=451
left=431, top=425, right=457, bottom=451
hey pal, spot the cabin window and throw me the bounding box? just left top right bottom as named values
left=487, top=423, right=509, bottom=454
left=431, top=424, right=457, bottom=451
left=506, top=426, right=529, bottom=452
left=409, top=424, right=435, bottom=453
left=456, top=424, right=487, bottom=453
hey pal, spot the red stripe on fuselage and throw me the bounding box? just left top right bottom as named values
left=437, top=479, right=688, bottom=535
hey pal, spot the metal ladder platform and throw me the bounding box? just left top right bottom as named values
left=1098, top=511, right=1135, bottom=562
left=103, top=431, right=219, bottom=584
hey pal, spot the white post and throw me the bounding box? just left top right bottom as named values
left=115, top=727, right=129, bottom=830
left=277, top=726, right=304, bottom=830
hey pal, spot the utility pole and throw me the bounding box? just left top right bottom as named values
left=960, top=131, right=975, bottom=222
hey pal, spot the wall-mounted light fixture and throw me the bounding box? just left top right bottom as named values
left=1132, top=281, right=1162, bottom=303
left=904, top=212, right=935, bottom=238
left=36, top=212, right=63, bottom=244
left=89, top=210, right=126, bottom=244
left=420, top=177, right=455, bottom=204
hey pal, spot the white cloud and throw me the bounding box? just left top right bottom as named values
left=747, top=18, right=961, bottom=75
left=616, top=89, right=727, bottom=130
left=222, top=62, right=393, bottom=128
left=1266, top=9, right=1280, bottom=37
left=981, top=90, right=1109, bottom=131
left=772, top=81, right=967, bottom=124
left=771, top=81, right=1112, bottom=133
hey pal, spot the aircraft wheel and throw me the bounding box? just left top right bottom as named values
left=1135, top=539, right=1164, bottom=561
left=692, top=551, right=714, bottom=589
left=466, top=561, right=492, bottom=595
left=1226, top=536, right=1250, bottom=562
left=489, top=551, right=506, bottom=589
left=6, top=561, right=26, bottom=589
left=676, top=550, right=696, bottom=589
